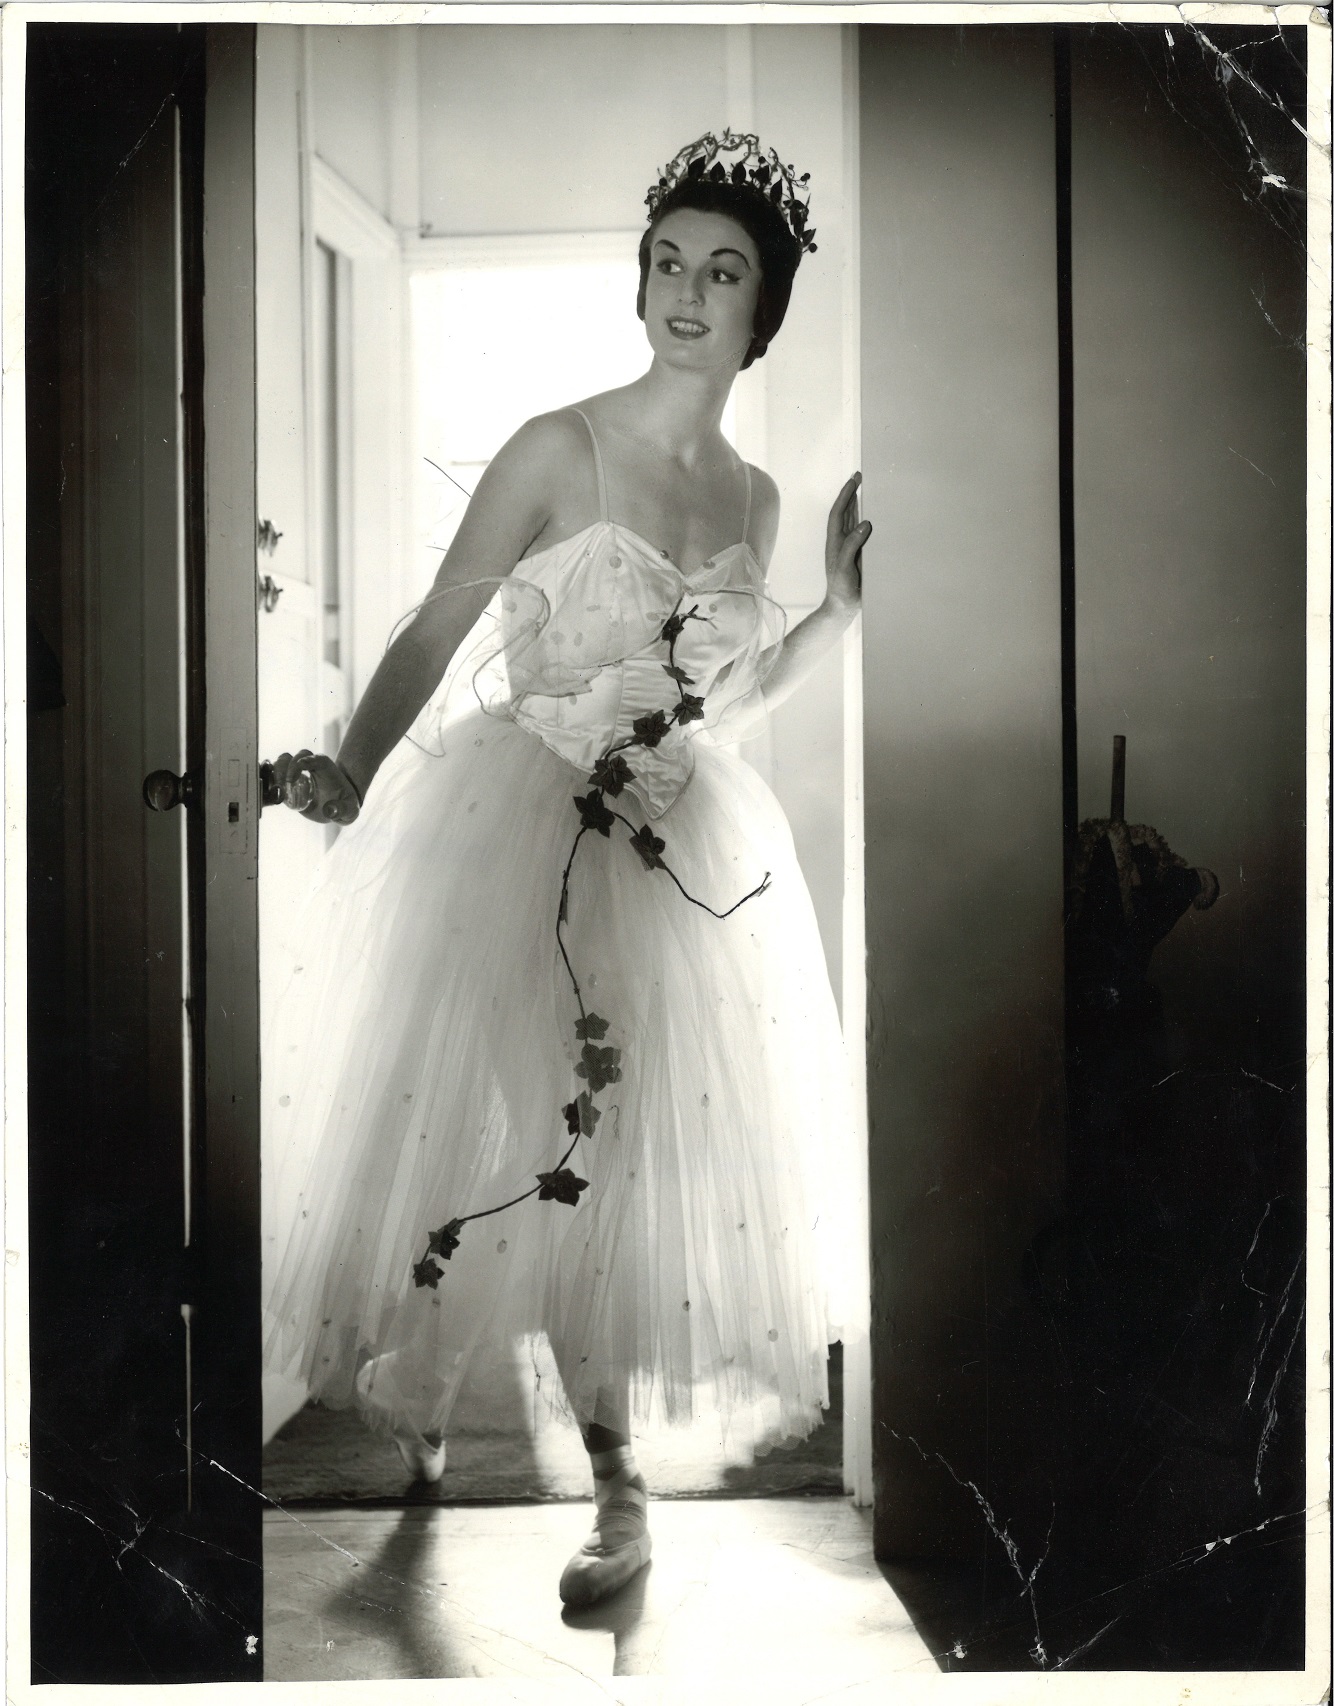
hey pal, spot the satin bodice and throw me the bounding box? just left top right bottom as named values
left=503, top=518, right=783, bottom=817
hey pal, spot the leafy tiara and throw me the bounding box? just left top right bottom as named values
left=646, top=130, right=817, bottom=256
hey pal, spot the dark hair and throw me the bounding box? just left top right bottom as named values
left=636, top=177, right=802, bottom=370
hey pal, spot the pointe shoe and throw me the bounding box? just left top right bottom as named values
left=559, top=1446, right=651, bottom=1609
left=394, top=1429, right=446, bottom=1483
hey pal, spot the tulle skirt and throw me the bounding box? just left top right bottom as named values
left=261, top=706, right=858, bottom=1454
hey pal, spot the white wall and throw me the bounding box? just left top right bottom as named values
left=308, top=26, right=393, bottom=221
left=752, top=27, right=853, bottom=999
left=416, top=25, right=729, bottom=236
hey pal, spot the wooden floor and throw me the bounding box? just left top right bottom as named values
left=264, top=1342, right=846, bottom=1505
left=264, top=1495, right=940, bottom=1688
left=263, top=1391, right=842, bottom=1504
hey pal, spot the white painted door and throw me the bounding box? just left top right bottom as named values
left=254, top=36, right=409, bottom=1435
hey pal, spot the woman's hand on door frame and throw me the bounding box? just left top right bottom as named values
left=825, top=472, right=871, bottom=614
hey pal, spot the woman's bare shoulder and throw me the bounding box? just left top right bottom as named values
left=491, top=407, right=593, bottom=477
left=468, top=410, right=595, bottom=530
left=747, top=464, right=780, bottom=510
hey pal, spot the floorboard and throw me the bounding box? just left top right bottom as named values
left=264, top=1495, right=940, bottom=1685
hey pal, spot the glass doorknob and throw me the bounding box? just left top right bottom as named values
left=143, top=763, right=311, bottom=813
left=143, top=768, right=199, bottom=812
left=259, top=760, right=312, bottom=813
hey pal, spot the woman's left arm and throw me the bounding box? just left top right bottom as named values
left=759, top=472, right=870, bottom=710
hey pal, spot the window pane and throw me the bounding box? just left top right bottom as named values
left=411, top=259, right=734, bottom=580
left=314, top=239, right=341, bottom=668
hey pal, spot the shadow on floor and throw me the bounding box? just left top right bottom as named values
left=309, top=1508, right=478, bottom=1680
left=264, top=1494, right=941, bottom=1683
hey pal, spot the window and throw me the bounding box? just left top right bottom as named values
left=311, top=237, right=350, bottom=756
left=410, top=244, right=736, bottom=581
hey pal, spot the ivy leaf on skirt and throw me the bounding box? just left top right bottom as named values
left=536, top=1167, right=590, bottom=1207
left=575, top=1040, right=623, bottom=1093
left=574, top=790, right=616, bottom=836
left=563, top=1091, right=602, bottom=1137
left=631, top=710, right=673, bottom=749
left=412, top=1256, right=445, bottom=1290
left=427, top=1218, right=463, bottom=1260
left=589, top=754, right=635, bottom=796
left=629, top=823, right=667, bottom=871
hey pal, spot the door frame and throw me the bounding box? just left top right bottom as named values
left=193, top=24, right=263, bottom=1638
left=839, top=18, right=872, bottom=1510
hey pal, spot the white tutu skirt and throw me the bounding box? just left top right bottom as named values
left=262, top=707, right=858, bottom=1453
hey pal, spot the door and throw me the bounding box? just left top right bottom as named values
left=253, top=71, right=413, bottom=1436
left=24, top=22, right=263, bottom=1682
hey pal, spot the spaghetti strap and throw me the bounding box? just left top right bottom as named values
left=741, top=460, right=753, bottom=546
left=570, top=408, right=609, bottom=526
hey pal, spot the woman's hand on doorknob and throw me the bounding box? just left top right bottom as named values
left=271, top=750, right=363, bottom=825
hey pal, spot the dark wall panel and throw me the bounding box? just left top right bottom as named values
left=858, top=21, right=1307, bottom=1668
left=859, top=23, right=1066, bottom=1562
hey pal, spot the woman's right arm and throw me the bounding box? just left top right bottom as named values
left=274, top=413, right=580, bottom=823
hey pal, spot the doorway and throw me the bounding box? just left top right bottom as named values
left=255, top=17, right=871, bottom=1534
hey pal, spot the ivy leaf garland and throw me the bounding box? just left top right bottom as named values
left=563, top=1090, right=602, bottom=1138
left=575, top=1040, right=623, bottom=1094
left=629, top=824, right=667, bottom=871
left=590, top=754, right=634, bottom=797
left=575, top=790, right=616, bottom=837
left=413, top=1215, right=463, bottom=1288
left=536, top=1167, right=590, bottom=1206
left=631, top=709, right=672, bottom=749
left=428, top=1218, right=464, bottom=1259
left=411, top=592, right=773, bottom=1288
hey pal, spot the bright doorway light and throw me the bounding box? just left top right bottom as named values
left=410, top=254, right=735, bottom=589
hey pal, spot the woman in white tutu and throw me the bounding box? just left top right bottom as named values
left=262, top=131, right=872, bottom=1609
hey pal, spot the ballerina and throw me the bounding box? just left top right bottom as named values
left=262, top=131, right=872, bottom=1610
